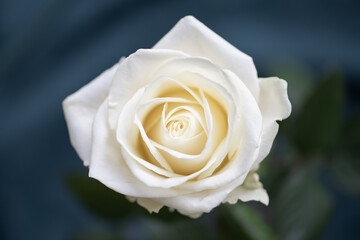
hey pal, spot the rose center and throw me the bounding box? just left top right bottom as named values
left=166, top=118, right=189, bottom=137
left=163, top=104, right=205, bottom=139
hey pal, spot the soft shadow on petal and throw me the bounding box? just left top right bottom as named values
left=116, top=86, right=212, bottom=187
left=138, top=98, right=203, bottom=156
left=145, top=87, right=228, bottom=175
left=178, top=70, right=262, bottom=192
left=63, top=63, right=119, bottom=165
left=251, top=77, right=291, bottom=169
left=116, top=76, right=236, bottom=188
left=108, top=49, right=188, bottom=128
left=136, top=75, right=208, bottom=157
left=155, top=170, right=267, bottom=218
left=89, top=101, right=188, bottom=198
left=154, top=16, right=259, bottom=100
left=116, top=88, right=182, bottom=178
left=155, top=173, right=247, bottom=218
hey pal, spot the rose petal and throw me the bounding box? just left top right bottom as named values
left=154, top=56, right=230, bottom=91
left=155, top=172, right=247, bottom=218
left=108, top=49, right=188, bottom=128
left=153, top=170, right=267, bottom=218
left=135, top=75, right=208, bottom=156
left=128, top=197, right=164, bottom=213
left=129, top=171, right=268, bottom=218
left=89, top=101, right=189, bottom=198
left=251, top=77, right=291, bottom=169
left=63, top=63, right=119, bottom=165
left=138, top=98, right=204, bottom=155
left=223, top=171, right=269, bottom=205
left=139, top=74, right=233, bottom=175
left=155, top=189, right=231, bottom=218
left=115, top=84, right=217, bottom=187
left=153, top=58, right=258, bottom=181
left=116, top=75, right=205, bottom=176
left=116, top=85, right=236, bottom=187
left=177, top=70, right=262, bottom=191
left=136, top=97, right=199, bottom=171
left=116, top=87, right=182, bottom=177
left=144, top=103, right=208, bottom=157
left=154, top=16, right=259, bottom=100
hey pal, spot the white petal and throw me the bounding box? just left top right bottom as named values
left=116, top=87, right=181, bottom=177
left=155, top=172, right=247, bottom=218
left=135, top=75, right=207, bottom=157
left=155, top=189, right=229, bottom=218
left=182, top=212, right=203, bottom=219
left=177, top=70, right=262, bottom=191
left=138, top=98, right=203, bottom=156
left=153, top=58, right=260, bottom=176
left=154, top=171, right=267, bottom=218
left=108, top=49, right=188, bottom=128
left=144, top=67, right=237, bottom=176
left=63, top=63, right=119, bottom=165
left=116, top=71, right=237, bottom=186
left=154, top=16, right=259, bottom=100
left=223, top=171, right=269, bottom=205
left=231, top=188, right=269, bottom=205
left=150, top=75, right=234, bottom=176
left=116, top=86, right=210, bottom=187
left=89, top=101, right=188, bottom=198
left=251, top=77, right=291, bottom=168
left=131, top=197, right=164, bottom=213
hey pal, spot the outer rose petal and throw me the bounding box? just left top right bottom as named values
left=252, top=77, right=292, bottom=168
left=155, top=188, right=233, bottom=218
left=108, top=49, right=188, bottom=128
left=223, top=171, right=269, bottom=205
left=142, top=171, right=267, bottom=218
left=127, top=196, right=163, bottom=214
left=89, top=101, right=189, bottom=198
left=154, top=16, right=260, bottom=100
left=152, top=171, right=250, bottom=218
left=63, top=63, right=119, bottom=165
left=115, top=77, right=237, bottom=188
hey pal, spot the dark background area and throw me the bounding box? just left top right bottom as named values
left=1, top=0, right=359, bottom=239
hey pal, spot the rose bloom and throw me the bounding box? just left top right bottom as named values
left=63, top=16, right=291, bottom=218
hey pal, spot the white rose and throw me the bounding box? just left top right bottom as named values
left=63, top=16, right=291, bottom=218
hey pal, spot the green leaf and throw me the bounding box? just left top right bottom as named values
left=338, top=113, right=360, bottom=156
left=292, top=70, right=344, bottom=155
left=272, top=165, right=333, bottom=240
left=66, top=175, right=146, bottom=220
left=329, top=113, right=360, bottom=195
left=261, top=157, right=293, bottom=199
left=330, top=154, right=360, bottom=195
left=257, top=156, right=270, bottom=178
left=218, top=203, right=279, bottom=240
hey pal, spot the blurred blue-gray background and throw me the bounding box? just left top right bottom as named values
left=1, top=0, right=359, bottom=239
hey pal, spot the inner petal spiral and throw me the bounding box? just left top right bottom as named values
left=166, top=118, right=187, bottom=137
left=164, top=106, right=203, bottom=139
left=145, top=101, right=207, bottom=156
left=128, top=73, right=233, bottom=176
